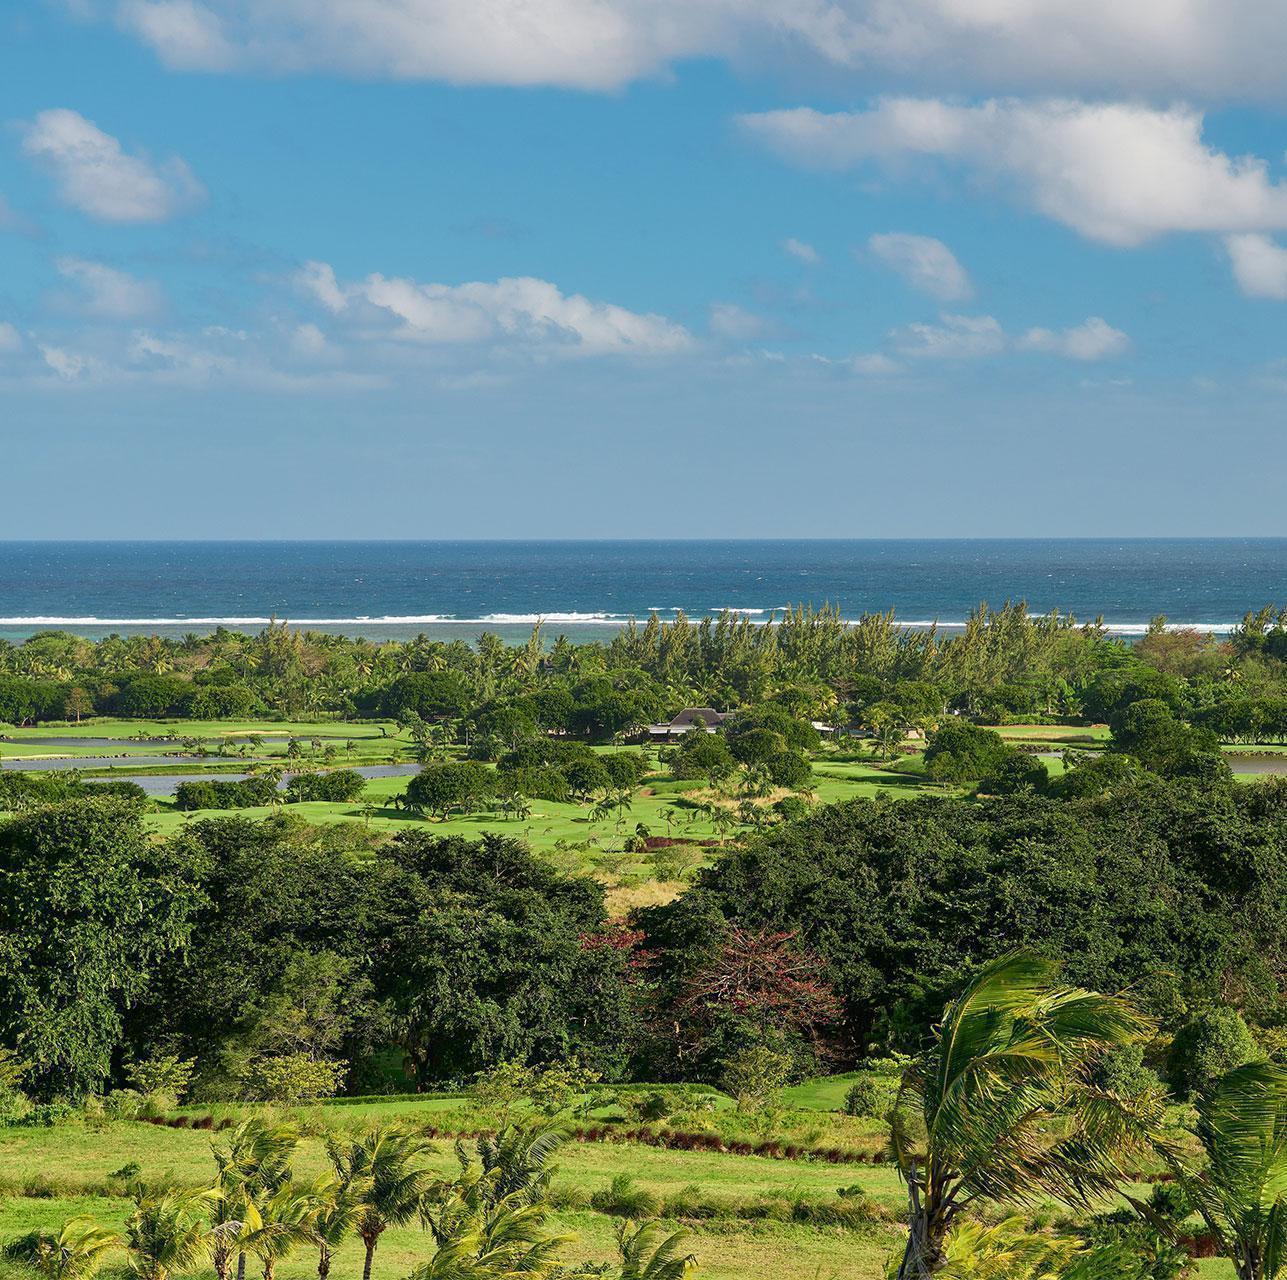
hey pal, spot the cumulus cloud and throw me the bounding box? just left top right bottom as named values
left=300, top=262, right=692, bottom=356
left=867, top=232, right=971, bottom=300
left=56, top=257, right=166, bottom=319
left=108, top=1, right=1287, bottom=99
left=782, top=237, right=819, bottom=264
left=1226, top=233, right=1287, bottom=300
left=22, top=109, right=204, bottom=223
left=894, top=312, right=1128, bottom=361
left=1018, top=317, right=1131, bottom=360
left=741, top=99, right=1287, bottom=248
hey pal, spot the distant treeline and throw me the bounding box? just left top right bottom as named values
left=3, top=604, right=1287, bottom=736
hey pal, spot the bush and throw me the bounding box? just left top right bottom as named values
left=981, top=752, right=1049, bottom=795
left=237, top=1053, right=348, bottom=1103
left=404, top=761, right=494, bottom=819
left=923, top=720, right=1014, bottom=784
left=173, top=776, right=277, bottom=811
left=1096, top=1044, right=1162, bottom=1099
left=126, top=1053, right=195, bottom=1106
left=285, top=770, right=367, bottom=803
left=842, top=1074, right=884, bottom=1118
left=1168, top=1009, right=1260, bottom=1097
left=765, top=750, right=811, bottom=789
left=721, top=1045, right=793, bottom=1113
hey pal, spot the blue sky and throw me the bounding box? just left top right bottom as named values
left=3, top=1, right=1287, bottom=537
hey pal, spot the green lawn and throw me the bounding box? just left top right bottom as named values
left=0, top=1109, right=905, bottom=1280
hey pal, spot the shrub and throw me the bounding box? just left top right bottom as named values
left=721, top=1044, right=793, bottom=1113
left=1167, top=1009, right=1259, bottom=1097
left=237, top=1053, right=348, bottom=1103
left=126, top=1053, right=195, bottom=1106
left=1096, top=1043, right=1162, bottom=1099
left=285, top=770, right=367, bottom=803
left=842, top=1074, right=884, bottom=1118
left=980, top=752, right=1049, bottom=795
left=173, top=776, right=277, bottom=811
left=923, top=720, right=1014, bottom=784
left=589, top=1174, right=659, bottom=1220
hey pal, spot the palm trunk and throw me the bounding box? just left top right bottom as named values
left=237, top=1253, right=246, bottom=1280
left=362, top=1234, right=378, bottom=1280
left=318, top=1244, right=331, bottom=1280
left=896, top=1168, right=949, bottom=1279
left=263, top=1263, right=275, bottom=1280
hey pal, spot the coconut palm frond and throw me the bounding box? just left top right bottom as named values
left=616, top=1220, right=699, bottom=1280
left=4, top=1217, right=121, bottom=1280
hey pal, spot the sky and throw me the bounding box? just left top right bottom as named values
left=2, top=1, right=1287, bottom=538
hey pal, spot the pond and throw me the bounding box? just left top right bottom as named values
left=79, top=763, right=422, bottom=797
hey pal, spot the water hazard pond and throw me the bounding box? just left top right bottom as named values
left=0, top=761, right=421, bottom=796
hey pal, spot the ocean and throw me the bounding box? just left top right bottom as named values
left=0, top=540, right=1284, bottom=644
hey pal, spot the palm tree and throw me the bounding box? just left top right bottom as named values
left=309, top=1172, right=370, bottom=1280
left=889, top=952, right=1156, bottom=1279
left=934, top=1217, right=1139, bottom=1280
left=4, top=1216, right=120, bottom=1280
left=211, top=1119, right=300, bottom=1280
left=241, top=1182, right=327, bottom=1280
left=125, top=1188, right=212, bottom=1280
left=1162, top=1062, right=1287, bottom=1280
left=328, top=1126, right=436, bottom=1280
left=615, top=1221, right=698, bottom=1280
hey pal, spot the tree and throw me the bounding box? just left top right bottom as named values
left=1168, top=1009, right=1260, bottom=1099
left=125, top=1188, right=212, bottom=1280
left=0, top=799, right=202, bottom=1098
left=308, top=1172, right=371, bottom=1280
left=241, top=1183, right=327, bottom=1280
left=210, top=1120, right=301, bottom=1280
left=328, top=1127, right=436, bottom=1280
left=888, top=952, right=1156, bottom=1279
left=4, top=1217, right=120, bottom=1280
left=614, top=1221, right=698, bottom=1280
left=922, top=720, right=1014, bottom=785
left=1163, top=1062, right=1287, bottom=1280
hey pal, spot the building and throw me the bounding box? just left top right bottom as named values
left=645, top=707, right=732, bottom=742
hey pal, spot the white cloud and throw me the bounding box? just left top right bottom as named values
left=109, top=1, right=1287, bottom=100
left=782, top=237, right=819, bottom=264
left=895, top=312, right=1006, bottom=359
left=21, top=109, right=204, bottom=223
left=849, top=352, right=901, bottom=375
left=867, top=232, right=971, bottom=300
left=304, top=262, right=692, bottom=356
left=0, top=323, right=22, bottom=353
left=893, top=312, right=1128, bottom=361
left=55, top=257, right=166, bottom=319
left=1226, top=233, right=1287, bottom=300
left=117, top=0, right=234, bottom=68
left=290, top=322, right=334, bottom=359
left=741, top=99, right=1287, bottom=248
left=297, top=261, right=348, bottom=313
left=709, top=302, right=770, bottom=339
left=1019, top=317, right=1130, bottom=360
left=39, top=344, right=97, bottom=381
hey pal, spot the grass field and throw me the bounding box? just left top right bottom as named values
left=0, top=1083, right=1237, bottom=1280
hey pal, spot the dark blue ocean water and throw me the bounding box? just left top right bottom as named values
left=0, top=540, right=1284, bottom=642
